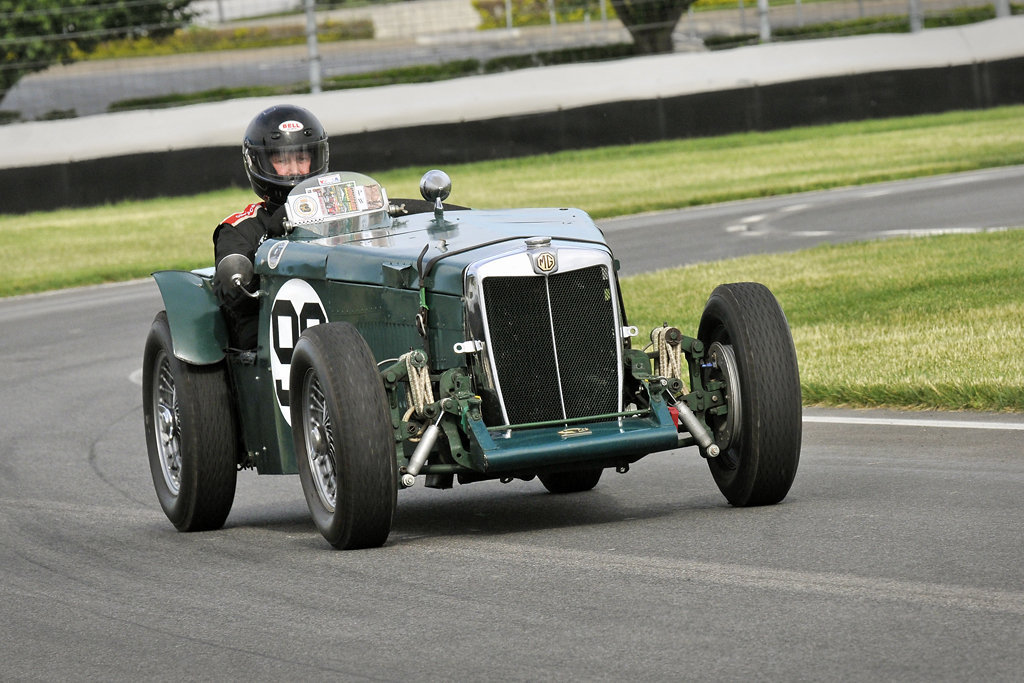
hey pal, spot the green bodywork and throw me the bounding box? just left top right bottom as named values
left=154, top=200, right=720, bottom=480
left=152, top=269, right=227, bottom=365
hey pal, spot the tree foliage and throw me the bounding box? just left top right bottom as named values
left=88, top=0, right=194, bottom=39
left=609, top=0, right=693, bottom=54
left=1, top=1, right=194, bottom=92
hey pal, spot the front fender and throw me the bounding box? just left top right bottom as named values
left=152, top=270, right=229, bottom=365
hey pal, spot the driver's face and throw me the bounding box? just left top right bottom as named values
left=270, top=150, right=312, bottom=177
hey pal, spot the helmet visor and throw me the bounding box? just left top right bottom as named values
left=246, top=140, right=329, bottom=186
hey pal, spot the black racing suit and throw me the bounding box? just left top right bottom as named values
left=212, top=201, right=286, bottom=349
left=212, top=198, right=463, bottom=349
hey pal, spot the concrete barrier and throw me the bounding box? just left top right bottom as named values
left=1, top=17, right=1022, bottom=214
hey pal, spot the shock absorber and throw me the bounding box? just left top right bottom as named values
left=401, top=412, right=444, bottom=488
left=674, top=400, right=720, bottom=457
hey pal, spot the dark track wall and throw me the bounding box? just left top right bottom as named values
left=2, top=55, right=1022, bottom=214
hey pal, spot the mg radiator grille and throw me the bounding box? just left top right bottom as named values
left=480, top=276, right=561, bottom=425
left=548, top=266, right=620, bottom=420
left=483, top=265, right=619, bottom=426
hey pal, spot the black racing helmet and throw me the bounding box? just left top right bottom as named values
left=243, top=104, right=329, bottom=206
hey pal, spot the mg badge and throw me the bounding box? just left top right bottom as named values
left=536, top=252, right=556, bottom=272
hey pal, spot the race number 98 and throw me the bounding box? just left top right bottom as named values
left=269, top=279, right=328, bottom=425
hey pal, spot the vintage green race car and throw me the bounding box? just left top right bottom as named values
left=143, top=170, right=802, bottom=549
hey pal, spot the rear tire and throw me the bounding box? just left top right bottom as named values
left=697, top=283, right=801, bottom=507
left=290, top=322, right=397, bottom=550
left=143, top=311, right=237, bottom=531
left=539, top=468, right=603, bottom=494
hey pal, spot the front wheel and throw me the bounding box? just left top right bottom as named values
left=697, top=283, right=801, bottom=507
left=143, top=311, right=238, bottom=531
left=290, top=322, right=397, bottom=550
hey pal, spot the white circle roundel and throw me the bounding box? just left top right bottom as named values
left=270, top=279, right=328, bottom=425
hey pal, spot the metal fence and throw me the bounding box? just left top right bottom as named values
left=0, top=0, right=1018, bottom=122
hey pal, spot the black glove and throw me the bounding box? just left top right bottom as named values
left=266, top=203, right=289, bottom=238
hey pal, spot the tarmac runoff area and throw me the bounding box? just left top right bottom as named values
left=0, top=16, right=1023, bottom=171
left=2, top=240, right=1024, bottom=680
left=1, top=168, right=1023, bottom=679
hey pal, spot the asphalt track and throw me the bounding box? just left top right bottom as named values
left=603, top=163, right=1024, bottom=275
left=2, top=167, right=1023, bottom=681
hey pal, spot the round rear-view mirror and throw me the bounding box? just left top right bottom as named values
left=216, top=253, right=254, bottom=290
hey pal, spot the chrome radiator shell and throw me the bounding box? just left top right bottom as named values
left=463, top=246, right=625, bottom=427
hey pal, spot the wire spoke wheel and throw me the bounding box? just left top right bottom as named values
left=290, top=322, right=397, bottom=550
left=302, top=370, right=337, bottom=513
left=153, top=350, right=182, bottom=496
left=143, top=311, right=238, bottom=532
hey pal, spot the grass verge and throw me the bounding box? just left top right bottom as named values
left=70, top=20, right=374, bottom=62
left=621, top=229, right=1024, bottom=412
left=2, top=105, right=1023, bottom=299
left=2, top=106, right=1021, bottom=410
left=706, top=3, right=1024, bottom=49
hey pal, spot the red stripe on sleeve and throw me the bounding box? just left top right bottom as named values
left=220, top=203, right=263, bottom=226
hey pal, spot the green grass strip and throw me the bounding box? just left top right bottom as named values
left=3, top=106, right=1023, bottom=411
left=387, top=104, right=1024, bottom=218
left=621, top=229, right=1024, bottom=412
left=72, top=21, right=374, bottom=62
left=2, top=105, right=1023, bottom=300
left=706, top=3, right=1024, bottom=47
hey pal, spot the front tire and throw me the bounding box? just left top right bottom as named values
left=290, top=322, right=397, bottom=550
left=697, top=283, right=801, bottom=507
left=143, top=311, right=238, bottom=531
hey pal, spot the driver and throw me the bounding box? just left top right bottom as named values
left=213, top=104, right=329, bottom=349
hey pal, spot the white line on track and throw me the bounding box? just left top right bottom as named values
left=937, top=175, right=987, bottom=186
left=804, top=415, right=1024, bottom=431
left=880, top=226, right=1009, bottom=238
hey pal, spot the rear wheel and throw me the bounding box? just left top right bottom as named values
left=539, top=468, right=603, bottom=494
left=143, top=311, right=238, bottom=531
left=697, top=283, right=801, bottom=507
left=290, top=322, right=397, bottom=550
